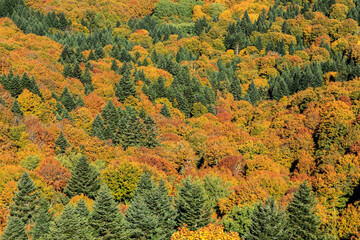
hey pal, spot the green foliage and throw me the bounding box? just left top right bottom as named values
left=20, top=155, right=41, bottom=171
left=115, top=71, right=136, bottom=102
left=55, top=131, right=70, bottom=154
left=245, top=198, right=288, bottom=240
left=60, top=87, right=77, bottom=112
left=11, top=98, right=23, bottom=116
left=1, top=216, right=27, bottom=240
left=245, top=81, right=261, bottom=105
left=176, top=177, right=212, bottom=231
left=31, top=198, right=52, bottom=239
left=89, top=185, right=129, bottom=239
left=160, top=104, right=171, bottom=117
left=64, top=155, right=101, bottom=199
left=222, top=205, right=254, bottom=239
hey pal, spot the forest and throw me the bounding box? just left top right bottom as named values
left=0, top=0, right=359, bottom=238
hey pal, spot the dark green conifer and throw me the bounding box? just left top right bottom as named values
left=80, top=68, right=92, bottom=85
left=276, top=39, right=287, bottom=56
left=11, top=98, right=23, bottom=116
left=92, top=114, right=105, bottom=140
left=175, top=177, right=212, bottom=231
left=10, top=171, right=40, bottom=224
left=31, top=198, right=52, bottom=239
left=64, top=155, right=101, bottom=199
left=289, top=41, right=296, bottom=55
left=143, top=115, right=159, bottom=148
left=55, top=131, right=70, bottom=154
left=230, top=76, right=243, bottom=101
left=265, top=39, right=275, bottom=53
left=245, top=80, right=261, bottom=105
left=63, top=64, right=72, bottom=78
left=60, top=87, right=77, bottom=111
left=287, top=181, right=324, bottom=240
left=111, top=59, right=119, bottom=71
left=89, top=185, right=129, bottom=240
left=254, top=36, right=263, bottom=51
left=2, top=217, right=27, bottom=240
left=115, top=108, right=144, bottom=149
left=76, top=95, right=85, bottom=107
left=245, top=198, right=288, bottom=240
left=101, top=100, right=119, bottom=140
left=115, top=71, right=136, bottom=102
left=160, top=104, right=171, bottom=118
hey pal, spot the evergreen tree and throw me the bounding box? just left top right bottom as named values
left=245, top=198, right=288, bottom=240
left=80, top=68, right=92, bottom=85
left=276, top=39, right=287, bottom=56
left=1, top=217, right=27, bottom=240
left=111, top=59, right=119, bottom=71
left=230, top=76, right=243, bottom=101
left=126, top=173, right=176, bottom=239
left=31, top=198, right=52, bottom=239
left=143, top=115, right=159, bottom=148
left=64, top=155, right=101, bottom=199
left=60, top=87, right=77, bottom=111
left=101, top=100, right=119, bottom=140
left=55, top=131, right=70, bottom=154
left=92, top=114, right=105, bottom=140
left=289, top=41, right=296, bottom=55
left=254, top=36, right=263, bottom=51
left=11, top=98, right=23, bottom=116
left=115, top=71, right=136, bottom=102
left=89, top=185, right=129, bottom=240
left=287, top=181, right=324, bottom=240
left=63, top=64, right=72, bottom=78
left=160, top=104, right=171, bottom=117
left=245, top=80, right=261, bottom=105
left=175, top=177, right=212, bottom=231
left=265, top=39, right=275, bottom=53
left=48, top=204, right=95, bottom=240
left=76, top=95, right=85, bottom=107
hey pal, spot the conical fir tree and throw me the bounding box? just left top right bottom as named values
left=89, top=185, right=129, bottom=240
left=2, top=216, right=27, bottom=240
left=11, top=98, right=23, bottom=116
left=160, top=104, right=171, bottom=118
left=245, top=197, right=288, bottom=240
left=143, top=115, right=159, bottom=148
left=230, top=76, right=243, bottom=101
left=92, top=114, right=105, bottom=140
left=287, top=181, right=324, bottom=240
left=175, top=177, right=212, bottom=231
left=31, top=198, right=52, bottom=239
left=115, top=71, right=136, bottom=102
left=9, top=171, right=40, bottom=224
left=55, top=131, right=70, bottom=154
left=245, top=80, right=261, bottom=105
left=64, top=155, right=101, bottom=199
left=60, top=87, right=77, bottom=111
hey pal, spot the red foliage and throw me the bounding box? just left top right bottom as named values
left=36, top=158, right=71, bottom=191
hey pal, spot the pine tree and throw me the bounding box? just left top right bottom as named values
left=11, top=98, right=23, bottom=116
left=289, top=41, right=296, bottom=55
left=2, top=217, right=27, bottom=240
left=92, top=114, right=105, bottom=140
left=254, top=36, right=263, bottom=51
left=160, top=104, right=171, bottom=117
left=48, top=204, right=95, bottom=240
left=265, top=39, right=275, bottom=53
left=245, top=198, right=288, bottom=240
left=276, top=39, right=287, bottom=56
left=287, top=181, right=324, bottom=240
left=230, top=76, right=243, bottom=101
left=10, top=171, right=40, bottom=226
left=55, top=131, right=70, bottom=154
left=143, top=115, right=159, bottom=148
left=115, top=71, right=136, bottom=102
left=126, top=173, right=176, bottom=239
left=60, top=87, right=77, bottom=111
left=64, top=155, right=101, bottom=199
left=80, top=68, right=92, bottom=85
left=111, top=59, right=119, bottom=71
left=89, top=185, right=129, bottom=240
left=175, top=177, right=212, bottom=231
left=245, top=80, right=261, bottom=105
left=63, top=64, right=72, bottom=78
left=76, top=95, right=85, bottom=107
left=31, top=198, right=52, bottom=239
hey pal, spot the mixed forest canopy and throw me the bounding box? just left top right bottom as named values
left=0, top=0, right=360, bottom=238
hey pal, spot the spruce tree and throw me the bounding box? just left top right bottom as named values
left=245, top=197, right=288, bottom=240
left=126, top=173, right=176, bottom=239
left=115, top=71, right=136, bottom=102
left=76, top=95, right=85, bottom=107
left=265, top=39, right=275, bottom=53
left=11, top=98, right=23, bottom=116
left=9, top=171, right=40, bottom=225
left=287, top=181, right=324, bottom=240
left=89, top=185, right=129, bottom=240
left=63, top=64, right=72, bottom=78
left=55, top=131, right=70, bottom=154
left=1, top=217, right=27, bottom=240
left=64, top=155, right=101, bottom=199
left=143, top=115, right=159, bottom=148
left=101, top=100, right=119, bottom=132
left=160, top=104, right=171, bottom=117
left=31, top=198, right=52, bottom=239
left=80, top=68, right=92, bottom=86
left=230, top=76, right=243, bottom=101
left=254, top=36, right=263, bottom=51
left=48, top=204, right=95, bottom=240
left=175, top=177, right=212, bottom=231
left=92, top=114, right=105, bottom=140
left=289, top=41, right=296, bottom=55
left=60, top=87, right=77, bottom=111
left=245, top=80, right=261, bottom=105
left=111, top=59, right=119, bottom=71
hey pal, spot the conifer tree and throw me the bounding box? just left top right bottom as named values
left=48, top=204, right=95, bottom=240
left=254, top=36, right=263, bottom=51
left=143, top=115, right=159, bottom=148
left=60, top=87, right=77, bottom=111
left=92, top=114, right=105, bottom=140
left=175, top=177, right=212, bottom=231
left=63, top=64, right=72, bottom=78
left=287, top=181, right=324, bottom=240
left=126, top=173, right=176, bottom=239
left=265, top=39, right=275, bottom=53
left=230, top=76, right=243, bottom=101
left=115, top=71, right=136, bottom=102
left=10, top=171, right=40, bottom=225
left=276, top=39, right=287, bottom=56
left=76, top=95, right=85, bottom=107
left=289, top=41, right=296, bottom=55
left=245, top=81, right=261, bottom=105
left=55, top=131, right=70, bottom=154
left=89, top=185, right=129, bottom=240
left=111, top=59, right=119, bottom=71
left=80, top=68, right=92, bottom=86
left=11, top=98, right=23, bottom=116
left=31, top=198, right=52, bottom=239
left=64, top=155, right=101, bottom=199
left=2, top=216, right=27, bottom=240
left=160, top=104, right=171, bottom=117
left=245, top=198, right=288, bottom=240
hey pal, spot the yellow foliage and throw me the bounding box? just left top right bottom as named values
left=171, top=224, right=240, bottom=239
